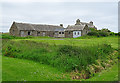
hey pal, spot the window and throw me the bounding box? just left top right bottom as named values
left=37, top=31, right=40, bottom=36
left=75, top=32, right=76, bottom=35
left=59, top=32, right=61, bottom=34
left=55, top=32, right=57, bottom=35
left=62, top=32, right=64, bottom=34
left=78, top=32, right=79, bottom=35
left=38, top=32, right=40, bottom=34
left=13, top=30, right=14, bottom=35
left=28, top=31, right=30, bottom=35
left=69, top=32, right=70, bottom=34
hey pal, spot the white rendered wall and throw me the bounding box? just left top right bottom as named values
left=73, top=31, right=81, bottom=38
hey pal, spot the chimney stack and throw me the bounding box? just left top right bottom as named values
left=60, top=24, right=63, bottom=27
left=75, top=19, right=80, bottom=25
left=90, top=21, right=93, bottom=25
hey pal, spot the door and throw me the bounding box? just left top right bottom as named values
left=42, top=32, right=45, bottom=36
left=21, top=31, right=25, bottom=37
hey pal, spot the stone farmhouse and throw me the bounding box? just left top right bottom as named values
left=9, top=19, right=97, bottom=38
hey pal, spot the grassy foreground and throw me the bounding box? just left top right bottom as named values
left=2, top=56, right=118, bottom=81
left=15, top=36, right=118, bottom=49
left=2, top=56, right=71, bottom=81
left=84, top=64, right=118, bottom=81
left=2, top=36, right=119, bottom=81
left=0, top=55, right=2, bottom=82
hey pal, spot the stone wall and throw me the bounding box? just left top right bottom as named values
left=19, top=31, right=55, bottom=37
left=65, top=31, right=73, bottom=38
left=9, top=24, right=20, bottom=36
left=81, top=26, right=90, bottom=36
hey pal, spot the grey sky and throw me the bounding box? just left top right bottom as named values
left=0, top=1, right=118, bottom=32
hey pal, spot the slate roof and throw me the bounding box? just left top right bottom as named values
left=54, top=28, right=65, bottom=31
left=65, top=25, right=86, bottom=31
left=80, top=22, right=96, bottom=28
left=14, top=22, right=64, bottom=31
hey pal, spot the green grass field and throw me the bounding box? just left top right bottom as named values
left=0, top=55, right=2, bottom=82
left=14, top=36, right=118, bottom=49
left=2, top=56, right=71, bottom=81
left=2, top=56, right=118, bottom=81
left=2, top=36, right=119, bottom=81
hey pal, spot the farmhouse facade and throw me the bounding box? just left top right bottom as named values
left=9, top=19, right=97, bottom=38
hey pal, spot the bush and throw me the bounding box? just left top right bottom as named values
left=118, top=32, right=120, bottom=36
left=90, top=28, right=97, bottom=32
left=98, top=31, right=108, bottom=37
left=87, top=31, right=99, bottom=36
left=109, top=32, right=115, bottom=36
left=101, top=28, right=111, bottom=32
left=2, top=34, right=16, bottom=39
left=114, top=33, right=118, bottom=36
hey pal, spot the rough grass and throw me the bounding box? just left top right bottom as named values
left=2, top=38, right=118, bottom=79
left=17, top=36, right=118, bottom=49
left=84, top=64, right=118, bottom=81
left=2, top=56, right=118, bottom=81
left=2, top=36, right=118, bottom=81
left=1, top=33, right=54, bottom=39
left=0, top=55, right=2, bottom=82
left=2, top=40, right=114, bottom=72
left=2, top=56, right=71, bottom=81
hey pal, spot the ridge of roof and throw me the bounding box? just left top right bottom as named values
left=14, top=22, right=63, bottom=27
left=13, top=22, right=64, bottom=31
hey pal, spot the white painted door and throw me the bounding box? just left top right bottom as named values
left=73, top=31, right=81, bottom=38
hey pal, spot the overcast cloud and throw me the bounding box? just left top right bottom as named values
left=0, top=0, right=118, bottom=32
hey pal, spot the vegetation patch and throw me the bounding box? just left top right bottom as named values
left=0, top=33, right=53, bottom=39
left=2, top=39, right=118, bottom=79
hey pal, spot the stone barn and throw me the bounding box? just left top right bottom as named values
left=9, top=19, right=97, bottom=38
left=9, top=22, right=64, bottom=37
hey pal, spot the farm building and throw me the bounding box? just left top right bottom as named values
left=9, top=19, right=97, bottom=38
